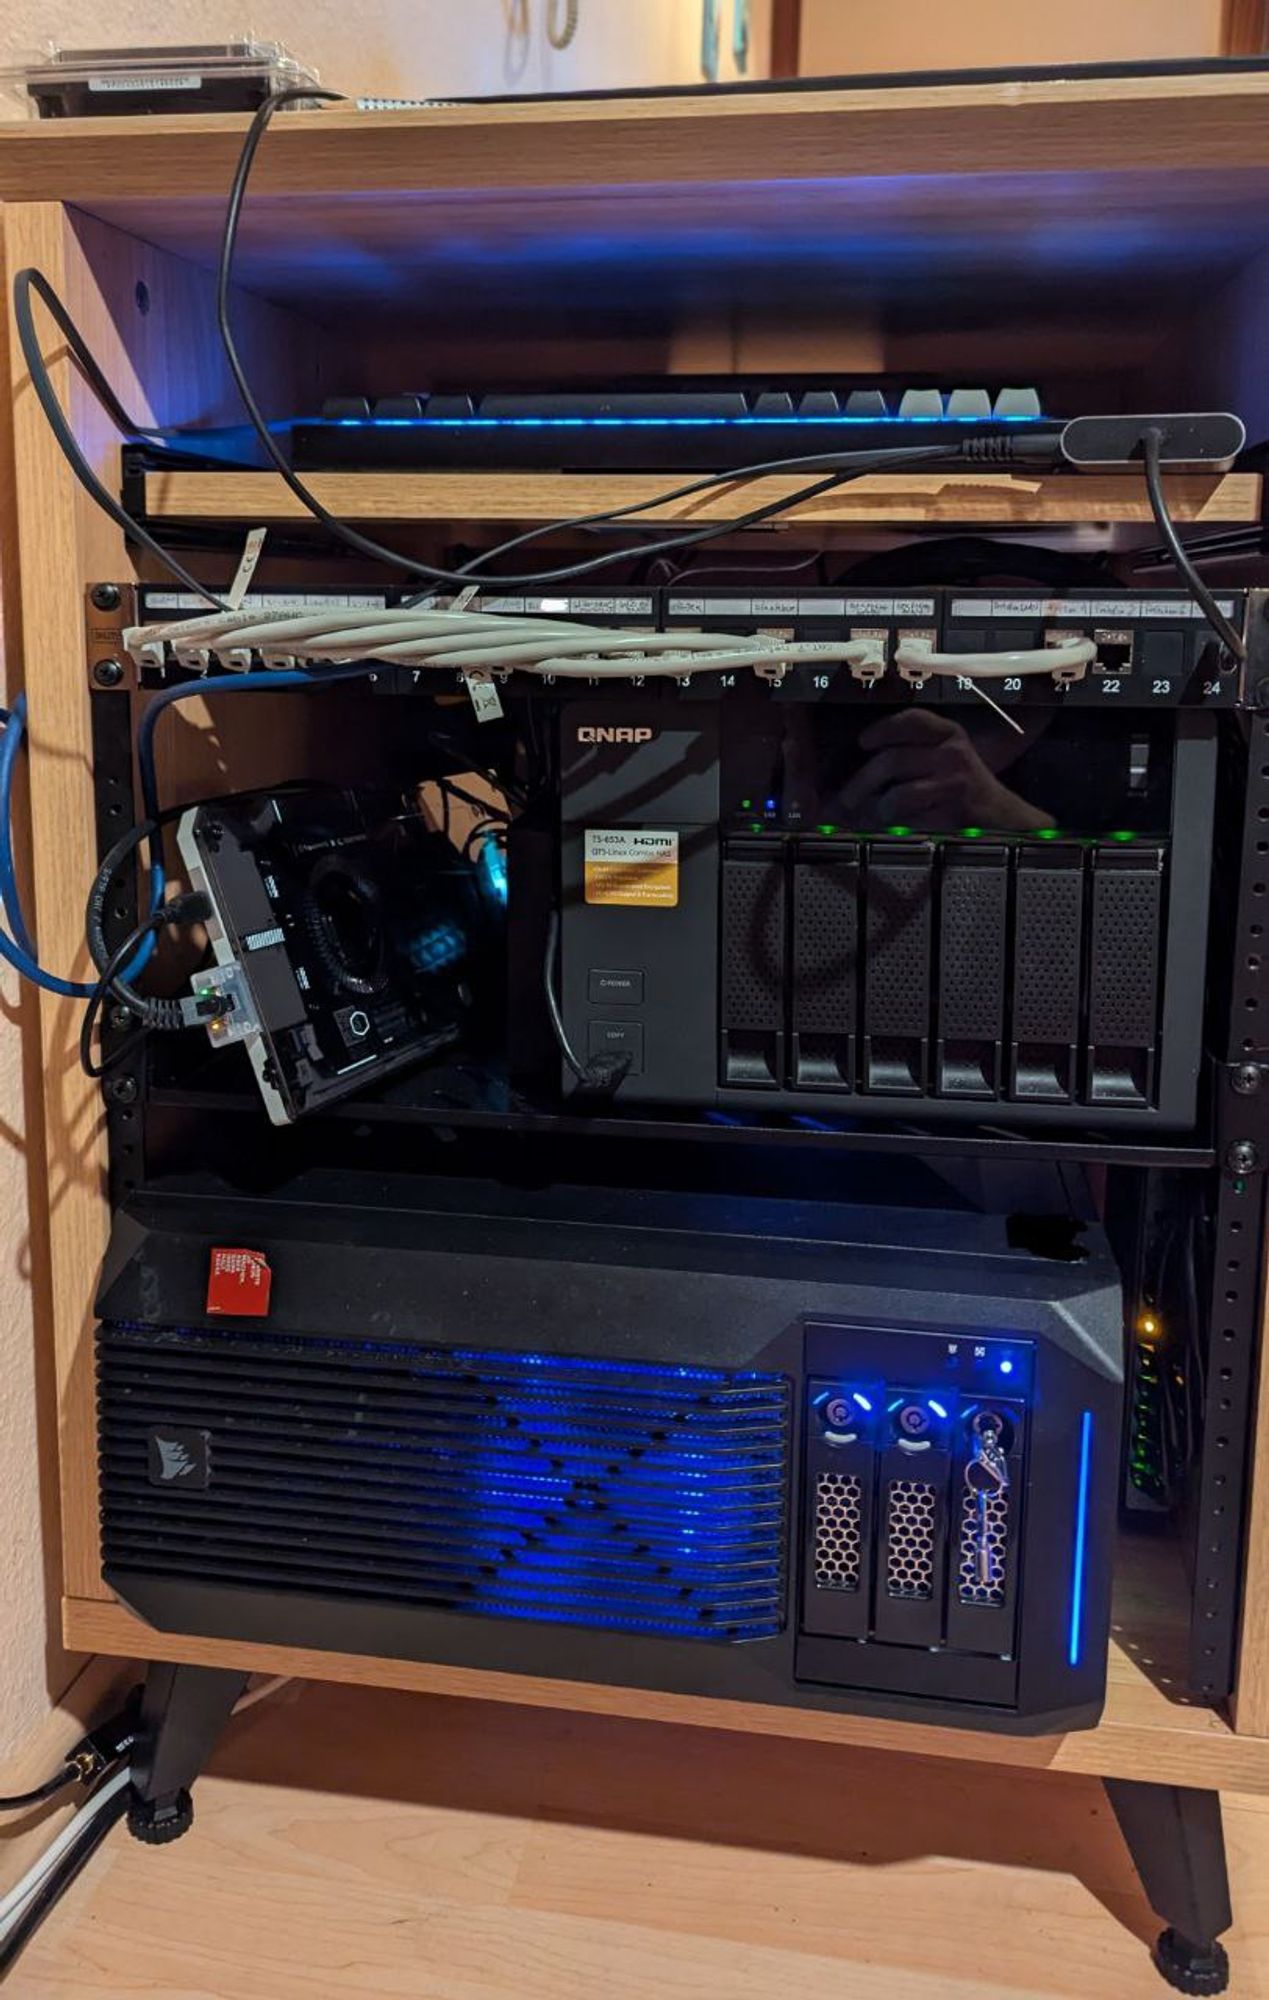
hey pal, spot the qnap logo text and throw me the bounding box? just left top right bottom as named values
left=576, top=726, right=655, bottom=745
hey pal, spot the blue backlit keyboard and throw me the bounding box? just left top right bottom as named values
left=291, top=383, right=1056, bottom=474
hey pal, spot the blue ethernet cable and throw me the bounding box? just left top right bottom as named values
left=0, top=698, right=94, bottom=997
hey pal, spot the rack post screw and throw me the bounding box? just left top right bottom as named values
left=1254, top=677, right=1269, bottom=710
left=93, top=658, right=124, bottom=688
left=1231, top=1063, right=1262, bottom=1095
left=108, top=1075, right=139, bottom=1106
left=1226, top=1139, right=1259, bottom=1175
left=90, top=583, right=121, bottom=612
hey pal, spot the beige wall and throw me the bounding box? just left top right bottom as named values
left=0, top=959, right=57, bottom=1768
left=799, top=0, right=1222, bottom=73
left=1, top=1, right=768, bottom=110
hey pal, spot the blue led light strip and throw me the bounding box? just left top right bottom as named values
left=332, top=412, right=1047, bottom=430
left=1068, top=1410, right=1094, bottom=1668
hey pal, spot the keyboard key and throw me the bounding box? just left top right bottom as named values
left=993, top=387, right=1043, bottom=418
left=947, top=388, right=993, bottom=419
left=898, top=388, right=945, bottom=418
left=797, top=390, right=842, bottom=417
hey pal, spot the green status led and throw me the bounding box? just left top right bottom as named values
left=1111, top=829, right=1137, bottom=843
left=749, top=821, right=764, bottom=833
left=960, top=826, right=983, bottom=840
left=740, top=797, right=752, bottom=810
left=817, top=823, right=837, bottom=836
left=887, top=824, right=912, bottom=837
left=1036, top=827, right=1061, bottom=841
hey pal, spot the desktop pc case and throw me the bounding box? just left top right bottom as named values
left=95, top=1178, right=1122, bottom=1735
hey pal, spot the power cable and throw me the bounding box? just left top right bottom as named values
left=1140, top=426, right=1247, bottom=661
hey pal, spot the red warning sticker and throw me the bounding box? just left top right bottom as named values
left=206, top=1246, right=273, bottom=1318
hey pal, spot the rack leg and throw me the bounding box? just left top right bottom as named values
left=1105, top=1780, right=1232, bottom=1994
left=127, top=1661, right=249, bottom=1845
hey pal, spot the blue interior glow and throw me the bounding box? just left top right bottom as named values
left=406, top=920, right=465, bottom=973
left=329, top=412, right=1046, bottom=429
left=479, top=836, right=508, bottom=905
left=105, top=1321, right=788, bottom=1643
left=1068, top=1410, right=1094, bottom=1668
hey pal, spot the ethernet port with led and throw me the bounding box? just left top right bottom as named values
left=1094, top=627, right=1135, bottom=677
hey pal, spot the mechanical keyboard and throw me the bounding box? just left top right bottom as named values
left=291, top=382, right=1057, bottom=473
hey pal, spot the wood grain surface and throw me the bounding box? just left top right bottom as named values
left=9, top=1677, right=1269, bottom=1999
left=63, top=1591, right=1269, bottom=1794
left=140, top=469, right=1264, bottom=529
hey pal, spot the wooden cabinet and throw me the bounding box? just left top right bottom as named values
left=3, top=71, right=1269, bottom=1797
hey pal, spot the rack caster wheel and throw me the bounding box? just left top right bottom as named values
left=126, top=1787, right=194, bottom=1844
left=1152, top=1928, right=1230, bottom=1995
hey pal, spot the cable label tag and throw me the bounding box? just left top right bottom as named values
left=584, top=829, right=679, bottom=908
left=225, top=527, right=268, bottom=611
left=464, top=672, right=504, bottom=723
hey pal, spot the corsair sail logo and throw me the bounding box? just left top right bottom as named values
left=157, top=1436, right=195, bottom=1480
left=576, top=726, right=654, bottom=745
left=147, top=1426, right=211, bottom=1489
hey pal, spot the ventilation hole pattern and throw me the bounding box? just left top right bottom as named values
left=722, top=861, right=784, bottom=1029
left=813, top=1469, right=862, bottom=1589
left=1088, top=863, right=1163, bottom=1044
left=865, top=862, right=931, bottom=1035
left=885, top=1478, right=936, bottom=1599
left=793, top=863, right=858, bottom=1032
left=1013, top=866, right=1083, bottom=1038
left=939, top=864, right=1007, bottom=1037
left=958, top=1485, right=1009, bottom=1607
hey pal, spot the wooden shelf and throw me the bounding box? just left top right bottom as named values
left=65, top=1586, right=1269, bottom=1794
left=6, top=73, right=1269, bottom=209
left=142, top=468, right=1264, bottom=530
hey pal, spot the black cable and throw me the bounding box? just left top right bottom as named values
left=1140, top=427, right=1247, bottom=661
left=219, top=90, right=969, bottom=602
left=0, top=1767, right=77, bottom=1813
left=436, top=777, right=511, bottom=822
left=80, top=909, right=167, bottom=1079
left=0, top=1695, right=142, bottom=1815
left=219, top=99, right=989, bottom=591
left=80, top=892, right=217, bottom=1080
left=0, top=1776, right=130, bottom=1978
left=419, top=446, right=957, bottom=591
left=11, top=269, right=228, bottom=609
left=543, top=907, right=629, bottom=1092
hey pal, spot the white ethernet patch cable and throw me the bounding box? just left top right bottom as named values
left=124, top=606, right=1095, bottom=684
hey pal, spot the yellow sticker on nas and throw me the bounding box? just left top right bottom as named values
left=584, top=829, right=679, bottom=908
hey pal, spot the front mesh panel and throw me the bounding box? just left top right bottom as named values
left=97, top=1323, right=790, bottom=1642
left=813, top=1470, right=862, bottom=1589
left=884, top=1479, right=937, bottom=1599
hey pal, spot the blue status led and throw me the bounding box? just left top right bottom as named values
left=999, top=1358, right=1014, bottom=1376
left=1068, top=1411, right=1094, bottom=1667
left=927, top=1398, right=948, bottom=1420
left=852, top=1391, right=873, bottom=1413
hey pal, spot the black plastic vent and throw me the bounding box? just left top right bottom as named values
left=97, top=1323, right=790, bottom=1642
